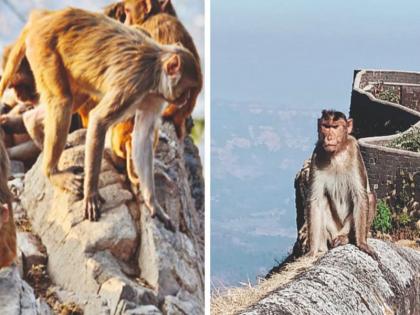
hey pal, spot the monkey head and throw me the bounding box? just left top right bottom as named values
left=2, top=44, right=39, bottom=104
left=158, top=48, right=202, bottom=107
left=317, top=110, right=353, bottom=154
left=103, top=2, right=126, bottom=23
left=123, top=0, right=175, bottom=25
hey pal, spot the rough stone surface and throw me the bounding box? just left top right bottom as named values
left=19, top=124, right=204, bottom=314
left=17, top=232, right=47, bottom=275
left=0, top=266, right=52, bottom=315
left=242, top=240, right=420, bottom=315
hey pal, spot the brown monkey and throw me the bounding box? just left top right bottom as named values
left=0, top=127, right=17, bottom=268
left=123, top=0, right=202, bottom=138
left=308, top=110, right=377, bottom=258
left=103, top=1, right=126, bottom=22
left=109, top=0, right=202, bottom=184
left=0, top=8, right=200, bottom=228
left=2, top=44, right=39, bottom=104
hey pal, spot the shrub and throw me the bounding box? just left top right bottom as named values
left=387, top=126, right=420, bottom=152
left=373, top=200, right=392, bottom=233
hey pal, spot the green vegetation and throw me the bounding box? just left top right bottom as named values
left=373, top=200, right=392, bottom=233
left=377, top=88, right=400, bottom=104
left=398, top=212, right=411, bottom=226
left=191, top=118, right=204, bottom=145
left=387, top=126, right=420, bottom=152
left=372, top=171, right=419, bottom=240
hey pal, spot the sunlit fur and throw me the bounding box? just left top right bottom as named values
left=0, top=8, right=199, bottom=227
left=110, top=0, right=202, bottom=186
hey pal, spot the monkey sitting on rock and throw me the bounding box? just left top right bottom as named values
left=307, top=110, right=377, bottom=258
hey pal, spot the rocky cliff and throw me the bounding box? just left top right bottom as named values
left=1, top=122, right=204, bottom=315
left=241, top=240, right=420, bottom=315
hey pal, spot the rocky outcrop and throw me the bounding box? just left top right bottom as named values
left=18, top=122, right=204, bottom=314
left=242, top=240, right=420, bottom=315
left=0, top=266, right=52, bottom=315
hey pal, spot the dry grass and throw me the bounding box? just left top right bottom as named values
left=211, top=256, right=317, bottom=315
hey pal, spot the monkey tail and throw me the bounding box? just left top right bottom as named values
left=0, top=28, right=28, bottom=98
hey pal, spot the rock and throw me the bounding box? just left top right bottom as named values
left=416, top=219, right=420, bottom=230
left=291, top=159, right=311, bottom=256
left=241, top=240, right=420, bottom=315
left=19, top=123, right=204, bottom=314
left=17, top=232, right=47, bottom=276
left=0, top=266, right=52, bottom=315
left=163, top=290, right=204, bottom=315
left=10, top=160, right=25, bottom=175
left=138, top=124, right=204, bottom=304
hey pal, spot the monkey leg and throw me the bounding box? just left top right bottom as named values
left=123, top=124, right=158, bottom=186
left=367, top=192, right=377, bottom=235
left=28, top=48, right=83, bottom=196
left=22, top=105, right=46, bottom=148
left=0, top=113, right=26, bottom=134
left=42, top=98, right=84, bottom=195
left=331, top=213, right=352, bottom=248
left=7, top=140, right=40, bottom=162
left=82, top=97, right=124, bottom=221
left=125, top=139, right=140, bottom=186
left=354, top=195, right=377, bottom=259
left=308, top=199, right=329, bottom=256
left=133, top=106, right=174, bottom=232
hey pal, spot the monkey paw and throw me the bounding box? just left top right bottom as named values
left=358, top=243, right=378, bottom=259
left=84, top=193, right=105, bottom=221
left=331, top=235, right=349, bottom=248
left=51, top=169, right=84, bottom=197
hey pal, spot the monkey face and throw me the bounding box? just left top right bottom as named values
left=160, top=50, right=201, bottom=106
left=318, top=118, right=353, bottom=153
left=124, top=0, right=160, bottom=25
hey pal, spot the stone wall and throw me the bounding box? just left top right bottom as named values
left=350, top=70, right=420, bottom=138
left=359, top=123, right=420, bottom=199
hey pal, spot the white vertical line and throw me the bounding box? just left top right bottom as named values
left=204, top=0, right=211, bottom=314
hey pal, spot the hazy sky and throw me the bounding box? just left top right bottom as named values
left=212, top=0, right=420, bottom=109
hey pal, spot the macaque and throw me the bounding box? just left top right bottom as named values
left=0, top=8, right=200, bottom=230
left=103, top=2, right=126, bottom=23
left=109, top=0, right=202, bottom=184
left=0, top=127, right=17, bottom=268
left=2, top=44, right=39, bottom=105
left=123, top=0, right=202, bottom=138
left=308, top=110, right=377, bottom=258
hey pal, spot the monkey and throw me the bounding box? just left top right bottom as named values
left=307, top=110, right=377, bottom=258
left=103, top=1, right=127, bottom=23
left=107, top=0, right=202, bottom=184
left=0, top=127, right=17, bottom=269
left=123, top=0, right=202, bottom=138
left=2, top=44, right=39, bottom=105
left=0, top=8, right=200, bottom=229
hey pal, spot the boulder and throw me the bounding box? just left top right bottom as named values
left=20, top=123, right=204, bottom=314
left=0, top=266, right=52, bottom=315
left=241, top=240, right=420, bottom=315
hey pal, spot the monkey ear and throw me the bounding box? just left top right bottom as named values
left=347, top=118, right=354, bottom=134
left=1, top=204, right=9, bottom=223
left=164, top=54, right=181, bottom=76
left=159, top=0, right=171, bottom=12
